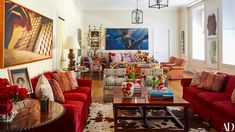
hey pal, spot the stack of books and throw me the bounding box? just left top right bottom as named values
left=148, top=87, right=174, bottom=100
left=134, top=83, right=142, bottom=93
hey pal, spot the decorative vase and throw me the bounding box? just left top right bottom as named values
left=0, top=109, right=18, bottom=122
left=121, top=82, right=134, bottom=97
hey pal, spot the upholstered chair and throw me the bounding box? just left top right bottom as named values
left=162, top=58, right=186, bottom=80
left=160, top=56, right=177, bottom=67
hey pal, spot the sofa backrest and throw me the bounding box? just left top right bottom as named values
left=175, top=58, right=186, bottom=67
left=224, top=75, right=235, bottom=96
left=104, top=68, right=126, bottom=77
left=141, top=68, right=163, bottom=76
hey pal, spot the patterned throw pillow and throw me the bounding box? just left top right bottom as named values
left=210, top=74, right=226, bottom=91
left=52, top=73, right=65, bottom=92
left=65, top=71, right=78, bottom=90
left=116, top=78, right=127, bottom=86
left=52, top=72, right=72, bottom=92
left=35, top=75, right=54, bottom=101
left=198, top=71, right=210, bottom=88
left=190, top=71, right=202, bottom=87
left=231, top=88, right=235, bottom=103
left=115, top=69, right=126, bottom=77
left=104, top=69, right=116, bottom=77
left=122, top=53, right=132, bottom=62
left=106, top=76, right=116, bottom=86
left=110, top=53, right=122, bottom=62
left=50, top=79, right=65, bottom=103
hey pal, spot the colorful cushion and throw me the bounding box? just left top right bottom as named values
left=104, top=69, right=116, bottom=77
left=50, top=79, right=65, bottom=103
left=210, top=74, right=226, bottom=91
left=52, top=73, right=65, bottom=92
left=122, top=53, right=132, bottom=62
left=231, top=88, right=235, bottom=103
left=115, top=69, right=126, bottom=77
left=65, top=71, right=78, bottom=90
left=52, top=72, right=72, bottom=92
left=145, top=76, right=153, bottom=86
left=110, top=52, right=122, bottom=62
left=106, top=76, right=116, bottom=86
left=190, top=71, right=202, bottom=87
left=35, top=75, right=54, bottom=101
left=198, top=71, right=210, bottom=88
left=116, top=78, right=127, bottom=86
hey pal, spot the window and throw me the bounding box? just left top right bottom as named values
left=192, top=4, right=205, bottom=60
left=222, top=0, right=235, bottom=65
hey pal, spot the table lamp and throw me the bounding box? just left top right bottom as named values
left=64, top=36, right=80, bottom=70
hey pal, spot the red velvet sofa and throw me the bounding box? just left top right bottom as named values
left=30, top=72, right=92, bottom=132
left=181, top=73, right=235, bottom=131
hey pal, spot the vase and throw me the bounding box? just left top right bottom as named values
left=121, top=82, right=134, bottom=97
left=0, top=109, right=18, bottom=122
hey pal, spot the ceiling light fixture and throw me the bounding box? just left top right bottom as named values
left=148, top=0, right=169, bottom=9
left=132, top=0, right=143, bottom=24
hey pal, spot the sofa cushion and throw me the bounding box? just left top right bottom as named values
left=50, top=79, right=65, bottom=103
left=196, top=92, right=230, bottom=106
left=65, top=71, right=78, bottom=90
left=116, top=78, right=127, bottom=86
left=184, top=86, right=208, bottom=99
left=64, top=92, right=88, bottom=102
left=106, top=76, right=116, bottom=86
left=110, top=52, right=122, bottom=62
left=35, top=75, right=54, bottom=101
left=198, top=71, right=210, bottom=89
left=225, top=75, right=235, bottom=96
left=210, top=74, right=226, bottom=91
left=122, top=53, right=132, bottom=62
left=70, top=87, right=91, bottom=95
left=212, top=101, right=235, bottom=119
left=52, top=72, right=72, bottom=92
left=190, top=71, right=202, bottom=87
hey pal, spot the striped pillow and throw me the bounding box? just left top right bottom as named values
left=50, top=79, right=65, bottom=103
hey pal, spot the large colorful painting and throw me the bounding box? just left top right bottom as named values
left=105, top=28, right=148, bottom=50
left=207, top=39, right=218, bottom=69
left=1, top=0, right=53, bottom=68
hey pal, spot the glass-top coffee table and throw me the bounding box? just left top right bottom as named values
left=112, top=87, right=189, bottom=132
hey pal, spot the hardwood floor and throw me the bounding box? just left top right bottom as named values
left=84, top=72, right=193, bottom=103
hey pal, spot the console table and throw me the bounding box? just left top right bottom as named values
left=0, top=99, right=65, bottom=132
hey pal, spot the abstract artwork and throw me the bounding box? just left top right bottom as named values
left=8, top=68, right=33, bottom=94
left=207, top=39, right=218, bottom=69
left=206, top=10, right=218, bottom=38
left=0, top=0, right=53, bottom=68
left=106, top=28, right=148, bottom=50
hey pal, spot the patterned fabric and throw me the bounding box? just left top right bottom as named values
left=116, top=78, right=127, bottom=86
left=203, top=73, right=215, bottom=90
left=169, top=56, right=177, bottom=64
left=210, top=74, right=226, bottom=91
left=52, top=73, right=65, bottom=92
left=35, top=75, right=54, bottom=101
left=198, top=71, right=210, bottom=89
left=231, top=89, right=235, bottom=103
left=52, top=72, right=72, bottom=92
left=190, top=71, right=202, bottom=87
left=104, top=69, right=116, bottom=77
left=50, top=79, right=65, bottom=103
left=110, top=53, right=122, bottom=62
left=122, top=53, right=132, bottom=62
left=115, top=69, right=126, bottom=77
left=106, top=76, right=116, bottom=86
left=152, top=69, right=163, bottom=76
left=141, top=69, right=153, bottom=76
left=65, top=71, right=78, bottom=90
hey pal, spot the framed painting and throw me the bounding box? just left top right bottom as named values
left=206, top=9, right=218, bottom=38
left=0, top=0, right=53, bottom=68
left=105, top=28, right=149, bottom=50
left=77, top=28, right=82, bottom=56
left=207, top=39, right=219, bottom=69
left=8, top=68, right=33, bottom=94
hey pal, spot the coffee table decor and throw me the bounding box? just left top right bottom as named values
left=148, top=87, right=174, bottom=100
left=121, top=82, right=134, bottom=97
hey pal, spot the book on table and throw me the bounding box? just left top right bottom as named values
left=148, top=87, right=174, bottom=100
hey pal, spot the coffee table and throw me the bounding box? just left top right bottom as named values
left=113, top=87, right=189, bottom=132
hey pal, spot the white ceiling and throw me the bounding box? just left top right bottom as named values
left=80, top=0, right=199, bottom=10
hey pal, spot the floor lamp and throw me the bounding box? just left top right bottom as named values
left=64, top=36, right=80, bottom=70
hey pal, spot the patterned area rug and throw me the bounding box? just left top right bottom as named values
left=83, top=103, right=213, bottom=132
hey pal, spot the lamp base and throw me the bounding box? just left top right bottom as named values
left=68, top=49, right=76, bottom=70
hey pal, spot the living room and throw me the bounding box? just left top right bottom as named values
left=0, top=0, right=235, bottom=132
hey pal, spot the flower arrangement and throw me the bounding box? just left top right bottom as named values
left=0, top=78, right=28, bottom=115
left=151, top=75, right=165, bottom=89
left=121, top=82, right=134, bottom=97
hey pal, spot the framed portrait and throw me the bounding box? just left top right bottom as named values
left=8, top=68, right=33, bottom=94
left=1, top=0, right=53, bottom=68
left=206, top=9, right=218, bottom=38
left=90, top=30, right=99, bottom=39
left=207, top=39, right=219, bottom=69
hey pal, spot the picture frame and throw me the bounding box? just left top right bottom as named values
left=1, top=0, right=53, bottom=68
left=8, top=67, right=33, bottom=94
left=206, top=9, right=218, bottom=38
left=207, top=39, right=219, bottom=69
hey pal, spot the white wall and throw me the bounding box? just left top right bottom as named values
left=0, top=0, right=83, bottom=79
left=183, top=0, right=235, bottom=74
left=82, top=9, right=180, bottom=58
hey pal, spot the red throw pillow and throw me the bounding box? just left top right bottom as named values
left=52, top=73, right=65, bottom=92
left=52, top=72, right=72, bottom=92
left=210, top=74, right=226, bottom=91
left=198, top=71, right=210, bottom=88
left=65, top=71, right=78, bottom=90
left=50, top=79, right=65, bottom=103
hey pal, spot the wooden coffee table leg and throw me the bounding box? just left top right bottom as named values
left=113, top=105, right=117, bottom=132
left=184, top=105, right=189, bottom=132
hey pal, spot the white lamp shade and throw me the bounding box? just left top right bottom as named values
left=64, top=36, right=80, bottom=49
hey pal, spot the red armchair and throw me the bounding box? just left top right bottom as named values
left=30, top=72, right=92, bottom=132
left=160, top=56, right=177, bottom=67
left=162, top=58, right=186, bottom=80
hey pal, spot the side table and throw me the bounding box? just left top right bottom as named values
left=0, top=99, right=65, bottom=132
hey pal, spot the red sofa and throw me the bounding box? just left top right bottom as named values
left=30, top=72, right=92, bottom=132
left=181, top=73, right=235, bottom=131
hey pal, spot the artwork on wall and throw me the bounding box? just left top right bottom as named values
left=206, top=9, right=218, bottom=38
left=207, top=39, right=219, bottom=69
left=8, top=68, right=33, bottom=94
left=77, top=28, right=82, bottom=56
left=0, top=0, right=53, bottom=68
left=105, top=28, right=149, bottom=50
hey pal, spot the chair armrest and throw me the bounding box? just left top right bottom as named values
left=160, top=62, right=170, bottom=65
left=76, top=79, right=92, bottom=87
left=164, top=63, right=176, bottom=67
left=171, top=66, right=184, bottom=70
left=181, top=78, right=192, bottom=88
